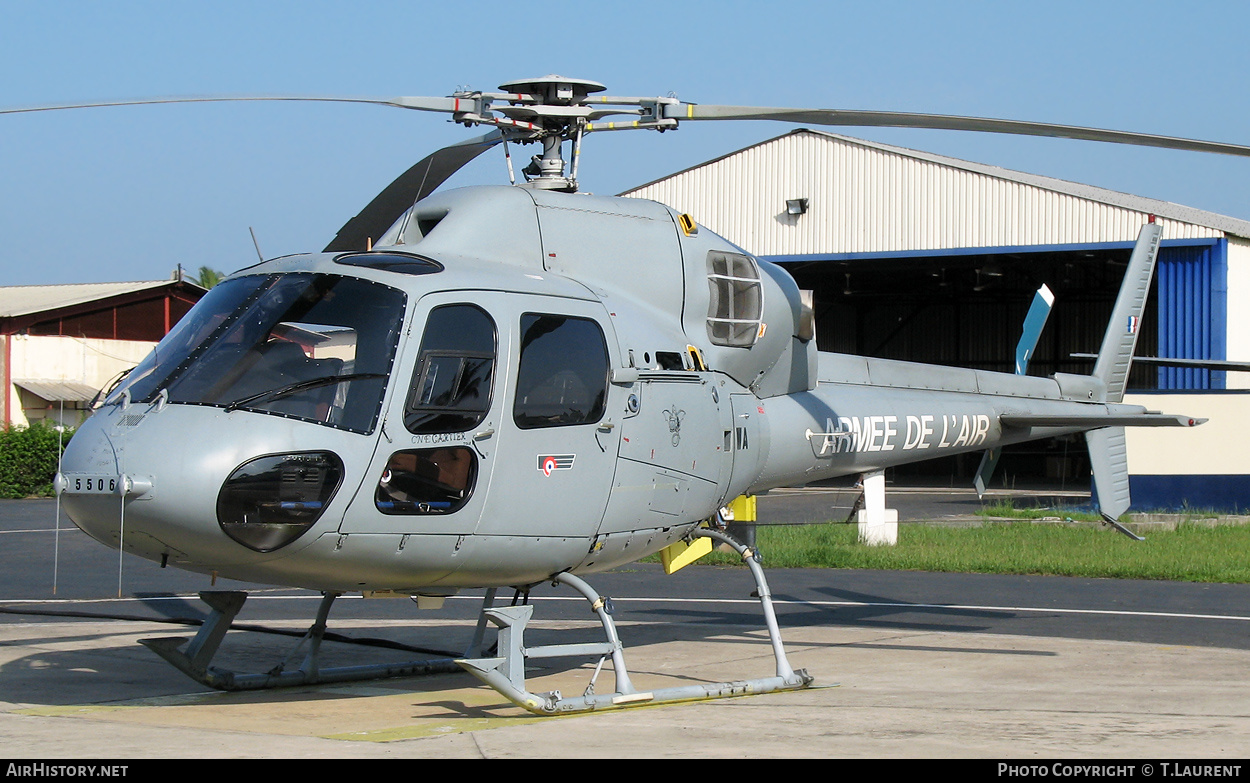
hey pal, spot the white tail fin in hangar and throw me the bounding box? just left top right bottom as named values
left=974, top=284, right=1054, bottom=499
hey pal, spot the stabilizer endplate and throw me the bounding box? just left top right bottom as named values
left=1086, top=427, right=1144, bottom=540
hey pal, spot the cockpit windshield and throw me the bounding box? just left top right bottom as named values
left=108, top=273, right=406, bottom=433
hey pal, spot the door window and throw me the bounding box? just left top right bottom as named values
left=404, top=304, right=497, bottom=434
left=513, top=313, right=609, bottom=429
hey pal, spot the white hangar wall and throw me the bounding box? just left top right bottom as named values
left=1125, top=393, right=1250, bottom=511
left=625, top=130, right=1250, bottom=510
left=625, top=130, right=1231, bottom=254
left=5, top=335, right=154, bottom=428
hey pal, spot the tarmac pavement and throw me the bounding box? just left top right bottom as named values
left=3, top=577, right=1250, bottom=761
left=1, top=615, right=1249, bottom=759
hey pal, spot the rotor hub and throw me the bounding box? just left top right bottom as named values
left=497, top=75, right=606, bottom=106
left=493, top=76, right=607, bottom=192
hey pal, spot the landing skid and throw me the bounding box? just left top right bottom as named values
left=139, top=529, right=814, bottom=710
left=457, top=528, right=813, bottom=715
left=139, top=590, right=467, bottom=691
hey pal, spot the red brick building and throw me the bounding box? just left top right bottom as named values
left=0, top=278, right=205, bottom=426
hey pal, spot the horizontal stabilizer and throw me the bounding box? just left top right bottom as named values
left=1072, top=353, right=1250, bottom=372
left=1000, top=413, right=1204, bottom=429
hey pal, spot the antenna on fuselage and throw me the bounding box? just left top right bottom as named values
left=118, top=453, right=126, bottom=598
left=249, top=227, right=264, bottom=263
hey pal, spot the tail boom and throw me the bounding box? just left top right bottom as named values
left=751, top=373, right=1201, bottom=494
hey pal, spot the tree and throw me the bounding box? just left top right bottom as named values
left=193, top=266, right=224, bottom=289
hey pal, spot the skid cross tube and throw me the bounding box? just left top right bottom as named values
left=139, top=590, right=467, bottom=691
left=457, top=537, right=812, bottom=715
left=692, top=527, right=800, bottom=680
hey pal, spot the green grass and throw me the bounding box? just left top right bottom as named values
left=677, top=521, right=1250, bottom=583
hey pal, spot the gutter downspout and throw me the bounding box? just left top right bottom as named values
left=3, top=334, right=10, bottom=427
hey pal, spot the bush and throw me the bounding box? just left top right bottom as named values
left=0, top=422, right=74, bottom=498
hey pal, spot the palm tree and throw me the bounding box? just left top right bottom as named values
left=193, top=266, right=223, bottom=289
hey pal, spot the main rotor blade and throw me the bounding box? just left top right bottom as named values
left=0, top=95, right=458, bottom=115
left=665, top=104, right=1250, bottom=158
left=324, top=130, right=504, bottom=253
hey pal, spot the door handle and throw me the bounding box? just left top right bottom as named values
left=472, top=428, right=495, bottom=458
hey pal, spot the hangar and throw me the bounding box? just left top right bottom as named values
left=624, top=129, right=1250, bottom=510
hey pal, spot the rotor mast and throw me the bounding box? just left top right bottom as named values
left=453, top=75, right=678, bottom=193
left=492, top=76, right=603, bottom=192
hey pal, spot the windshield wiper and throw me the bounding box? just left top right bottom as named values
left=224, top=373, right=387, bottom=412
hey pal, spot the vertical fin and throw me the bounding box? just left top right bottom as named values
left=975, top=284, right=1054, bottom=498
left=1081, top=220, right=1162, bottom=539
left=1092, top=221, right=1163, bottom=403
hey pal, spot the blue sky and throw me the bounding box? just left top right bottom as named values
left=2, top=1, right=1248, bottom=286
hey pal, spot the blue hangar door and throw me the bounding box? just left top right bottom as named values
left=1156, top=239, right=1228, bottom=390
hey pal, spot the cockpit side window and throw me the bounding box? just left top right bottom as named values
left=404, top=304, right=497, bottom=434
left=706, top=251, right=763, bottom=347
left=513, top=313, right=609, bottom=429
left=375, top=446, right=477, bottom=515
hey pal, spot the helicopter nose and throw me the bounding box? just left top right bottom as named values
left=57, top=404, right=357, bottom=571
left=56, top=411, right=159, bottom=543
left=61, top=424, right=218, bottom=585
left=57, top=417, right=127, bottom=546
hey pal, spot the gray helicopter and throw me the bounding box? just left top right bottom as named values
left=13, top=76, right=1239, bottom=714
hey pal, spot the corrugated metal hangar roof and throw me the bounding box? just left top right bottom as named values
left=622, top=129, right=1250, bottom=255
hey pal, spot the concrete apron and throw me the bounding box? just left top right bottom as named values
left=1, top=617, right=1248, bottom=758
